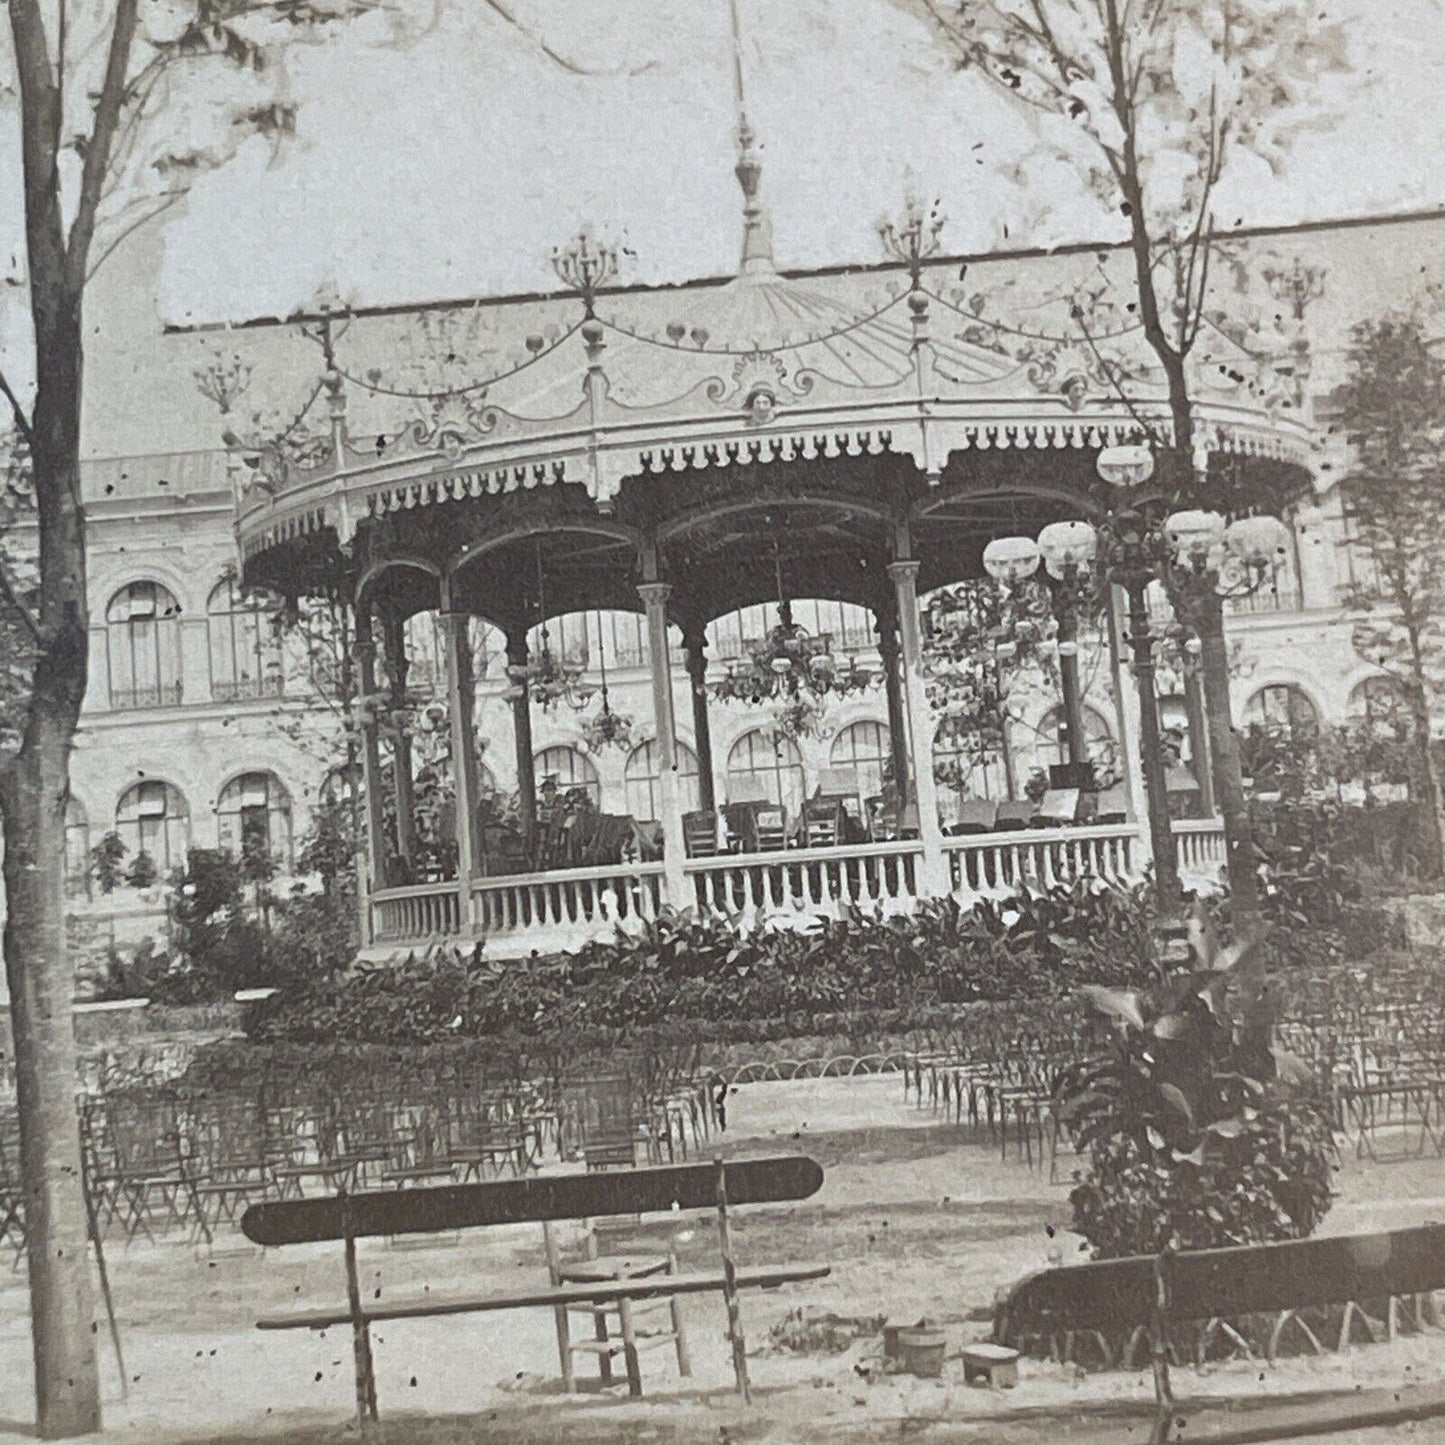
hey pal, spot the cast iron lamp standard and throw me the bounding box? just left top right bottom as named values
left=1160, top=508, right=1292, bottom=917
left=981, top=524, right=1099, bottom=777
left=1096, top=501, right=1186, bottom=909
left=1088, top=448, right=1290, bottom=913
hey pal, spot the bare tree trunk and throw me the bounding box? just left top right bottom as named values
left=1, top=728, right=98, bottom=1439
left=0, top=320, right=100, bottom=1431
left=1404, top=626, right=1445, bottom=878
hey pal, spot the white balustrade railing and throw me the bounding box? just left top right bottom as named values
left=369, top=819, right=1230, bottom=953
left=685, top=840, right=923, bottom=920
left=1174, top=817, right=1227, bottom=882
left=946, top=822, right=1142, bottom=898
left=471, top=861, right=665, bottom=941
left=371, top=880, right=464, bottom=946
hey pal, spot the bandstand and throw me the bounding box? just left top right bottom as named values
left=231, top=126, right=1312, bottom=959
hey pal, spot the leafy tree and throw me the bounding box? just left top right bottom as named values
left=1333, top=314, right=1445, bottom=872
left=88, top=829, right=127, bottom=895
left=916, top=0, right=1348, bottom=924
left=0, top=3, right=427, bottom=1430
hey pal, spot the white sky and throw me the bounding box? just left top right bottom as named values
left=150, top=0, right=1445, bottom=326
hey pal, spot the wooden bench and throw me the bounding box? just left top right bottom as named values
left=996, top=1222, right=1445, bottom=1444
left=242, top=1154, right=827, bottom=1428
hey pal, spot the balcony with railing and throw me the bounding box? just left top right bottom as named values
left=210, top=675, right=286, bottom=704
left=108, top=681, right=184, bottom=712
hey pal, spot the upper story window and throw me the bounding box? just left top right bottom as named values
left=64, top=798, right=90, bottom=900
left=726, top=729, right=805, bottom=815
left=1226, top=520, right=1303, bottom=616
left=933, top=731, right=1010, bottom=817
left=1037, top=705, right=1119, bottom=782
left=217, top=771, right=293, bottom=870
left=207, top=578, right=283, bottom=703
left=534, top=745, right=601, bottom=808
left=116, top=779, right=189, bottom=873
left=828, top=720, right=891, bottom=810
left=1243, top=684, right=1319, bottom=739
left=106, top=581, right=182, bottom=711
left=708, top=600, right=875, bottom=663
left=624, top=739, right=700, bottom=822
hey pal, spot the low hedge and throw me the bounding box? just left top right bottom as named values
left=248, top=881, right=1157, bottom=1048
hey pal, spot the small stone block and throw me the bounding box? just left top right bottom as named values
left=961, top=1343, right=1019, bottom=1389
left=882, top=1316, right=926, bottom=1359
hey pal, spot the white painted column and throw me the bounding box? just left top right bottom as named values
left=638, top=581, right=687, bottom=908
left=886, top=560, right=950, bottom=897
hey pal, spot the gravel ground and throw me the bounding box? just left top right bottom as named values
left=0, top=1072, right=1440, bottom=1443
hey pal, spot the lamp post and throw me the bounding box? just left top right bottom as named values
left=1036, top=521, right=1098, bottom=775
left=1097, top=505, right=1184, bottom=908
left=1162, top=508, right=1292, bottom=920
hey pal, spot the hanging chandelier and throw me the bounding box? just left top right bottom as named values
left=580, top=612, right=635, bottom=752
left=500, top=543, right=596, bottom=713
left=711, top=543, right=877, bottom=709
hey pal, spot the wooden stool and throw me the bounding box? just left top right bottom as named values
left=549, top=1249, right=691, bottom=1396
left=962, top=1342, right=1019, bottom=1389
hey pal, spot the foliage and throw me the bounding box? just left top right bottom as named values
left=1057, top=913, right=1336, bottom=1258
left=124, top=850, right=158, bottom=890
left=923, top=577, right=1056, bottom=777
left=250, top=880, right=1164, bottom=1047
left=89, top=830, right=128, bottom=895
left=298, top=796, right=358, bottom=895
left=1251, top=799, right=1412, bottom=969
left=1333, top=313, right=1445, bottom=867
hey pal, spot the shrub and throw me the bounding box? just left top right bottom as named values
left=250, top=882, right=1162, bottom=1048
left=90, top=830, right=127, bottom=894
left=1056, top=912, right=1336, bottom=1260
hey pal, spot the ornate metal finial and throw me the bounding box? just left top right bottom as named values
left=551, top=228, right=619, bottom=318
left=878, top=190, right=945, bottom=289
left=729, top=0, right=774, bottom=277
left=1264, top=257, right=1326, bottom=322
left=195, top=349, right=252, bottom=416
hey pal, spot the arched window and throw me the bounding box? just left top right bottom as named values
left=1037, top=705, right=1119, bottom=782
left=1244, top=684, right=1319, bottom=738
left=1349, top=675, right=1410, bottom=731
left=207, top=578, right=283, bottom=702
left=828, top=720, right=891, bottom=808
left=116, top=780, right=189, bottom=872
left=106, top=581, right=183, bottom=710
left=726, top=730, right=805, bottom=815
left=624, top=739, right=701, bottom=821
left=64, top=798, right=90, bottom=899
left=319, top=764, right=360, bottom=807
left=933, top=735, right=1010, bottom=822
left=478, top=762, right=500, bottom=797
left=217, top=772, right=294, bottom=869
left=533, top=746, right=601, bottom=807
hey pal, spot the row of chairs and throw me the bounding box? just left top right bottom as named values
left=0, top=1062, right=720, bottom=1253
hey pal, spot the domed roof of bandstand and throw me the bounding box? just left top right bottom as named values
left=233, top=115, right=1317, bottom=635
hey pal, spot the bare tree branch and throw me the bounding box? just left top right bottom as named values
left=0, top=370, right=35, bottom=447
left=481, top=0, right=658, bottom=77
left=0, top=555, right=41, bottom=645
left=66, top=0, right=140, bottom=289
left=86, top=190, right=184, bottom=281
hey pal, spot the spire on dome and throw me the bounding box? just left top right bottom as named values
left=729, top=0, right=775, bottom=278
